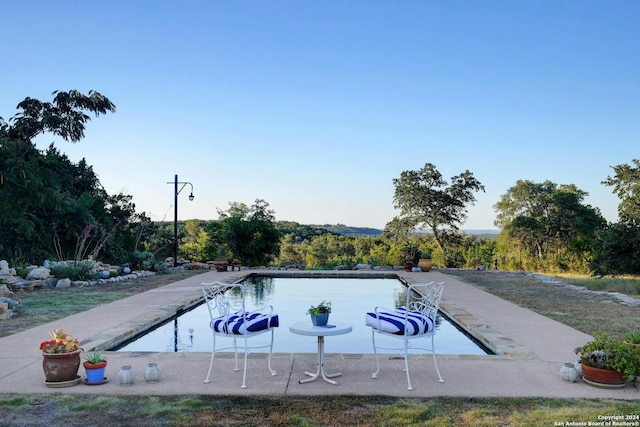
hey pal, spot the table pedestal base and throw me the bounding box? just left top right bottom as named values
left=299, top=336, right=342, bottom=385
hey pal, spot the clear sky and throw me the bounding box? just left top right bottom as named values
left=2, top=1, right=638, bottom=230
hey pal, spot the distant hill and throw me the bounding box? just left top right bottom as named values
left=462, top=229, right=500, bottom=235
left=276, top=221, right=499, bottom=238
left=308, top=224, right=382, bottom=237
left=308, top=224, right=500, bottom=238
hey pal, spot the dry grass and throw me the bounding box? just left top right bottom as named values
left=0, top=270, right=205, bottom=338
left=0, top=394, right=638, bottom=426
left=442, top=269, right=640, bottom=338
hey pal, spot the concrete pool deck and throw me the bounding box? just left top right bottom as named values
left=0, top=269, right=638, bottom=398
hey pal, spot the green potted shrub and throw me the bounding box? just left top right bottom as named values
left=83, top=351, right=108, bottom=384
left=418, top=251, right=433, bottom=272
left=575, top=333, right=640, bottom=386
left=307, top=300, right=331, bottom=326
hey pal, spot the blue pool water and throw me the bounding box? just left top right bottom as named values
left=115, top=276, right=489, bottom=355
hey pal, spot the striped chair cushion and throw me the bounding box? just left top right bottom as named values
left=365, top=306, right=435, bottom=336
left=210, top=311, right=279, bottom=335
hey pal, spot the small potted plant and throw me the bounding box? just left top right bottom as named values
left=83, top=351, right=108, bottom=384
left=40, top=329, right=82, bottom=384
left=307, top=300, right=332, bottom=326
left=575, top=332, right=640, bottom=386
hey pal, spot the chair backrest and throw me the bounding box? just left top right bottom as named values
left=405, top=281, right=445, bottom=321
left=202, top=282, right=246, bottom=321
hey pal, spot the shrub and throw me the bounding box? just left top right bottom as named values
left=50, top=260, right=97, bottom=281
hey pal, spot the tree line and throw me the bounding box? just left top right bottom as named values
left=1, top=90, right=639, bottom=276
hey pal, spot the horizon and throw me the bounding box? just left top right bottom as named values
left=156, top=218, right=500, bottom=234
left=4, top=1, right=636, bottom=229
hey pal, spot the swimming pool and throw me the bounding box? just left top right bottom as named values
left=115, top=276, right=489, bottom=355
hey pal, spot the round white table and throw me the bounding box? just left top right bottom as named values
left=289, top=321, right=353, bottom=385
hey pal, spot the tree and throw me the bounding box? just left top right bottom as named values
left=391, top=163, right=484, bottom=255
left=217, top=199, right=281, bottom=266
left=0, top=90, right=145, bottom=264
left=1, top=89, right=116, bottom=143
left=603, top=159, right=640, bottom=225
left=494, top=180, right=605, bottom=273
left=591, top=159, right=640, bottom=275
left=590, top=223, right=640, bottom=276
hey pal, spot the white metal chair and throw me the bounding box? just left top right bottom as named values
left=365, top=281, right=445, bottom=390
left=202, top=281, right=279, bottom=389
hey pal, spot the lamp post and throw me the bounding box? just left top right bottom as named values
left=167, top=174, right=194, bottom=267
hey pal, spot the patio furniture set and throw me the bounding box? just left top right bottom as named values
left=201, top=280, right=445, bottom=390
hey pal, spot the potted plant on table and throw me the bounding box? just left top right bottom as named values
left=307, top=300, right=332, bottom=326
left=575, top=332, right=640, bottom=386
left=83, top=351, right=108, bottom=384
left=40, top=329, right=82, bottom=384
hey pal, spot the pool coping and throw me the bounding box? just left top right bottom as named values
left=85, top=269, right=534, bottom=361
left=6, top=268, right=639, bottom=398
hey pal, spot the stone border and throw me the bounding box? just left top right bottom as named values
left=85, top=270, right=537, bottom=361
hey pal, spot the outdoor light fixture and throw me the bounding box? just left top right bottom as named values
left=167, top=174, right=194, bottom=267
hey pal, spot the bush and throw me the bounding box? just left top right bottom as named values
left=50, top=260, right=97, bottom=281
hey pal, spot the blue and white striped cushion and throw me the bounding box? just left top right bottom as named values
left=365, top=306, right=434, bottom=335
left=210, top=311, right=279, bottom=335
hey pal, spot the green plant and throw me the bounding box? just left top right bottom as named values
left=306, top=300, right=331, bottom=316
left=50, top=260, right=97, bottom=281
left=421, top=251, right=432, bottom=259
left=624, top=330, right=640, bottom=345
left=84, top=351, right=105, bottom=365
left=575, top=332, right=640, bottom=380
left=14, top=264, right=28, bottom=278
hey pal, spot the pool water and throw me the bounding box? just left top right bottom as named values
left=115, top=276, right=489, bottom=355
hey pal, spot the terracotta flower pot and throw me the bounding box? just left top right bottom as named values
left=42, top=349, right=81, bottom=382
left=581, top=363, right=626, bottom=385
left=418, top=258, right=432, bottom=272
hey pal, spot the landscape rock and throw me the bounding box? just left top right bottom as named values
left=0, top=260, right=10, bottom=276
left=55, top=278, right=71, bottom=288
left=42, top=278, right=58, bottom=289
left=9, top=278, right=37, bottom=290
left=0, top=275, right=18, bottom=285
left=26, top=267, right=50, bottom=280
left=72, top=281, right=90, bottom=287
left=0, top=285, right=15, bottom=299
left=0, top=302, right=8, bottom=319
left=0, top=297, right=21, bottom=310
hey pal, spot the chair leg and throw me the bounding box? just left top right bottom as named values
left=403, top=339, right=413, bottom=391
left=371, top=330, right=381, bottom=379
left=431, top=334, right=444, bottom=383
left=204, top=334, right=216, bottom=383
left=232, top=337, right=240, bottom=372
left=267, top=329, right=276, bottom=376
left=241, top=336, right=249, bottom=389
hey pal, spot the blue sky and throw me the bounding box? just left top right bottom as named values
left=2, top=1, right=638, bottom=229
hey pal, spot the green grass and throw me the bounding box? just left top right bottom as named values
left=0, top=395, right=638, bottom=426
